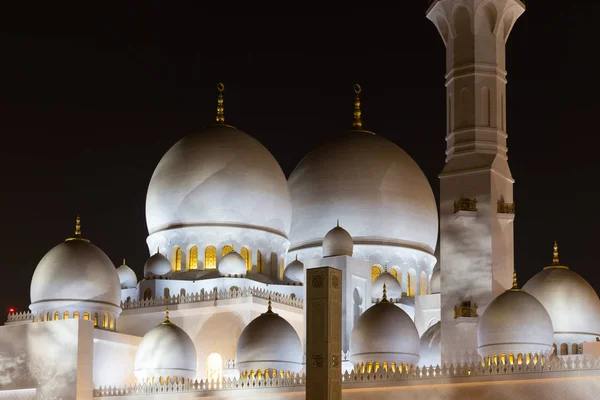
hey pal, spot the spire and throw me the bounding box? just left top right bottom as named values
left=552, top=240, right=560, bottom=265
left=352, top=84, right=362, bottom=129
left=66, top=214, right=90, bottom=242
left=512, top=270, right=518, bottom=289
left=336, top=219, right=340, bottom=227
left=266, top=293, right=273, bottom=314
left=161, top=307, right=171, bottom=324
left=122, top=257, right=126, bottom=266
left=381, top=282, right=389, bottom=303
left=156, top=247, right=160, bottom=255
left=216, top=82, right=225, bottom=124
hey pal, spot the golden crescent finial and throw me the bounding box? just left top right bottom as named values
left=512, top=270, right=518, bottom=289
left=75, top=214, right=81, bottom=236
left=352, top=84, right=362, bottom=129
left=552, top=240, right=559, bottom=265
left=162, top=307, right=171, bottom=324
left=216, top=82, right=225, bottom=124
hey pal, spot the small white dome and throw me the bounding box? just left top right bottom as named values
left=117, top=259, right=137, bottom=289
left=218, top=252, right=247, bottom=276
left=236, top=305, right=303, bottom=374
left=350, top=299, right=420, bottom=365
left=322, top=224, right=353, bottom=257
left=134, top=313, right=197, bottom=382
left=143, top=252, right=171, bottom=277
left=478, top=285, right=554, bottom=358
left=419, top=321, right=441, bottom=367
left=283, top=258, right=304, bottom=283
left=430, top=265, right=440, bottom=294
left=372, top=272, right=401, bottom=302
left=30, top=234, right=121, bottom=314
left=522, top=244, right=600, bottom=345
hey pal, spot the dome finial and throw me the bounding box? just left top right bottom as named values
left=552, top=240, right=560, bottom=265
left=216, top=82, right=225, bottom=124
left=156, top=247, right=160, bottom=255
left=336, top=218, right=340, bottom=227
left=162, top=307, right=171, bottom=324
left=66, top=214, right=90, bottom=242
left=266, top=293, right=273, bottom=313
left=122, top=257, right=126, bottom=266
left=352, top=84, right=362, bottom=130
left=381, top=282, right=389, bottom=303
left=512, top=270, right=518, bottom=289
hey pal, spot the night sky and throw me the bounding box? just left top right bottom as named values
left=0, top=3, right=597, bottom=317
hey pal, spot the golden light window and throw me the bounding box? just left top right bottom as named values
left=189, top=246, right=198, bottom=270
left=371, top=266, right=381, bottom=282
left=173, top=247, right=182, bottom=271
left=221, top=244, right=234, bottom=257
left=241, top=247, right=251, bottom=272
left=205, top=246, right=217, bottom=269
left=257, top=250, right=262, bottom=273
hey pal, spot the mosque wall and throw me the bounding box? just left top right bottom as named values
left=0, top=318, right=94, bottom=400
left=93, top=330, right=140, bottom=388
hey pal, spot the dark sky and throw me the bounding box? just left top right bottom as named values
left=0, top=2, right=597, bottom=317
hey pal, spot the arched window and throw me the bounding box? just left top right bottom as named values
left=560, top=343, right=568, bottom=355
left=508, top=353, right=514, bottom=365
left=143, top=288, right=152, bottom=300
left=206, top=353, right=223, bottom=382
left=407, top=269, right=417, bottom=297
left=173, top=247, right=182, bottom=271
left=371, top=266, right=381, bottom=282
left=46, top=312, right=50, bottom=321
left=54, top=311, right=59, bottom=321
left=222, top=245, right=234, bottom=257
left=109, top=315, right=115, bottom=330
left=257, top=250, right=262, bottom=273
left=205, top=246, right=217, bottom=269
left=188, top=246, right=199, bottom=270
left=83, top=312, right=90, bottom=321
left=63, top=311, right=69, bottom=320
left=180, top=288, right=186, bottom=297
left=390, top=269, right=397, bottom=278
left=164, top=288, right=170, bottom=299
left=572, top=343, right=579, bottom=355
left=73, top=311, right=80, bottom=319
left=94, top=313, right=98, bottom=326
left=280, top=257, right=284, bottom=280
left=241, top=247, right=251, bottom=272
left=420, top=271, right=427, bottom=296
left=552, top=344, right=557, bottom=355
left=103, top=314, right=108, bottom=328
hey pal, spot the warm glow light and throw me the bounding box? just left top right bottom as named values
left=8, top=308, right=14, bottom=313
left=206, top=352, right=223, bottom=382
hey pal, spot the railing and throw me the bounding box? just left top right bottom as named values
left=121, top=287, right=303, bottom=310
left=94, top=356, right=600, bottom=397
left=454, top=301, right=478, bottom=318
left=498, top=201, right=515, bottom=214
left=453, top=197, right=477, bottom=213
left=6, top=311, right=33, bottom=323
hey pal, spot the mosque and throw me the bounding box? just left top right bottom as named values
left=3, top=1, right=600, bottom=399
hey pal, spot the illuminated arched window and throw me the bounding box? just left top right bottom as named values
left=390, top=269, right=397, bottom=278
left=205, top=246, right=217, bottom=269
left=257, top=250, right=262, bottom=273
left=73, top=311, right=80, bottom=319
left=500, top=353, right=506, bottom=365
left=46, top=312, right=50, bottom=321
left=103, top=314, right=108, bottom=328
left=280, top=257, right=284, bottom=280
left=517, top=353, right=523, bottom=365
left=83, top=312, right=90, bottom=321
left=371, top=266, right=381, bottom=282
left=109, top=315, right=115, bottom=330
left=407, top=269, right=417, bottom=297
left=94, top=313, right=98, bottom=326
left=420, top=271, right=427, bottom=296
left=173, top=247, right=182, bottom=271
left=206, top=353, right=223, bottom=382
left=241, top=247, right=251, bottom=272
left=508, top=353, right=514, bottom=365
left=54, top=311, right=59, bottom=321
left=493, top=354, right=498, bottom=365
left=63, top=311, right=69, bottom=319
left=143, top=288, right=152, bottom=300
left=189, top=246, right=199, bottom=270
left=222, top=245, right=234, bottom=257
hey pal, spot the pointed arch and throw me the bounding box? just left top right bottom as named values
left=143, top=288, right=152, bottom=300
left=188, top=246, right=199, bottom=270
left=420, top=271, right=428, bottom=295
left=172, top=247, right=182, bottom=271
left=205, top=246, right=217, bottom=269
left=73, top=311, right=80, bottom=319
left=241, top=247, right=251, bottom=272
left=371, top=266, right=382, bottom=282
left=389, top=268, right=397, bottom=278
left=222, top=245, right=234, bottom=257
left=257, top=250, right=262, bottom=273
left=206, top=353, right=223, bottom=382
left=83, top=312, right=90, bottom=321
left=63, top=311, right=69, bottom=320
left=94, top=313, right=98, bottom=326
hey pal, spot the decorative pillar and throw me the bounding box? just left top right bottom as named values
left=306, top=267, right=342, bottom=400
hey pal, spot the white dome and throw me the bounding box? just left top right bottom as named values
left=30, top=237, right=121, bottom=313
left=145, top=124, right=292, bottom=237
left=419, top=321, right=441, bottom=367
left=372, top=273, right=401, bottom=302
left=478, top=286, right=554, bottom=357
left=236, top=306, right=303, bottom=374
left=430, top=265, right=440, bottom=294
left=322, top=224, right=353, bottom=257
left=288, top=130, right=438, bottom=256
left=117, top=259, right=137, bottom=289
left=134, top=314, right=197, bottom=382
left=143, top=252, right=171, bottom=277
left=350, top=299, right=420, bottom=365
left=283, top=258, right=304, bottom=283
left=523, top=262, right=600, bottom=345
left=218, top=251, right=247, bottom=276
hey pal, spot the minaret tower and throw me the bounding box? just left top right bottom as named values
left=427, top=0, right=525, bottom=363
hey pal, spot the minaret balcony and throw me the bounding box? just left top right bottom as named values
left=453, top=197, right=477, bottom=218
left=497, top=201, right=515, bottom=214
left=453, top=300, right=478, bottom=324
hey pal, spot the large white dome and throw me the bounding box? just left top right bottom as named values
left=236, top=304, right=303, bottom=374
left=478, top=283, right=554, bottom=358
left=30, top=236, right=121, bottom=313
left=145, top=124, right=292, bottom=237
left=117, top=259, right=137, bottom=289
left=134, top=313, right=197, bottom=382
left=350, top=298, right=420, bottom=366
left=522, top=247, right=600, bottom=348
left=288, top=130, right=438, bottom=256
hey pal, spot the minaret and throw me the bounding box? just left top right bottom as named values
left=427, top=0, right=525, bottom=363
